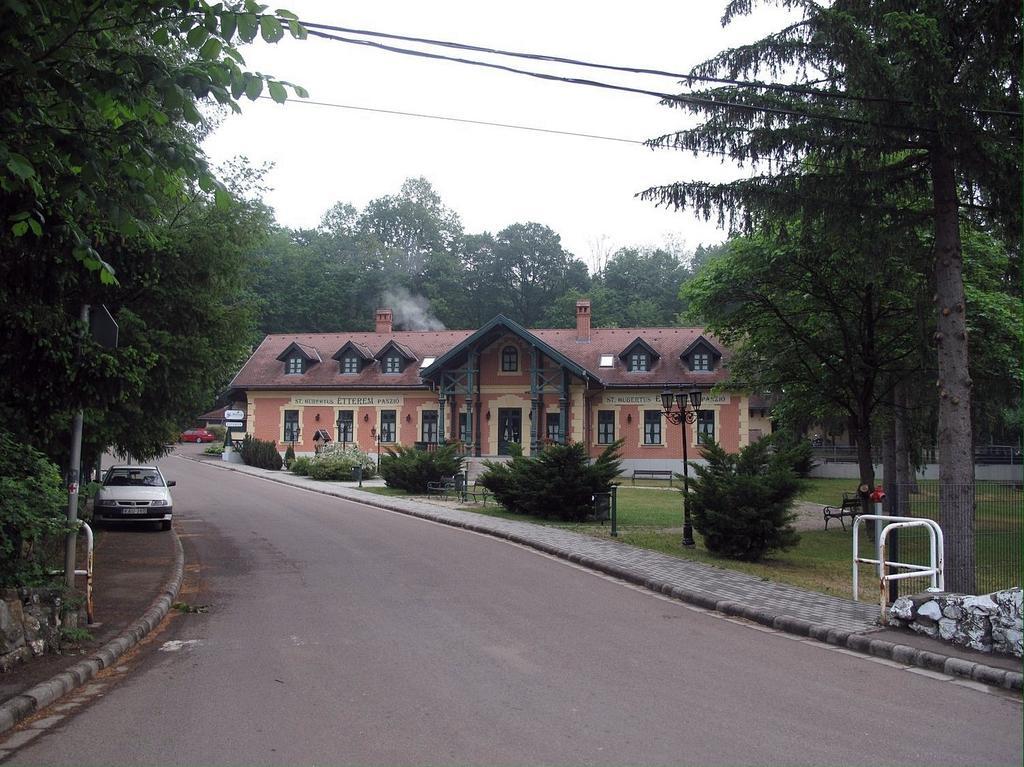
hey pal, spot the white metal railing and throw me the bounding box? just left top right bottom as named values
left=54, top=521, right=94, bottom=624
left=853, top=514, right=944, bottom=624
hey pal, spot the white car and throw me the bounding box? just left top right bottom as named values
left=93, top=465, right=176, bottom=531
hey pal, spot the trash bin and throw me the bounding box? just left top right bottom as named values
left=592, top=492, right=611, bottom=522
left=351, top=466, right=363, bottom=485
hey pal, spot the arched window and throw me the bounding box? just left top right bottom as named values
left=501, top=345, right=518, bottom=372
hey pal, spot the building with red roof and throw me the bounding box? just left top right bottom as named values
left=226, top=301, right=773, bottom=470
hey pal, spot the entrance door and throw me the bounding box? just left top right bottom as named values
left=497, top=408, right=522, bottom=455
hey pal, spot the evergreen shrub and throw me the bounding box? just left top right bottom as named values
left=0, top=431, right=73, bottom=587
left=284, top=444, right=295, bottom=465
left=289, top=456, right=313, bottom=476
left=239, top=435, right=283, bottom=470
left=687, top=438, right=802, bottom=561
left=206, top=424, right=227, bottom=442
left=479, top=440, right=622, bottom=522
left=307, top=444, right=376, bottom=481
left=379, top=444, right=463, bottom=492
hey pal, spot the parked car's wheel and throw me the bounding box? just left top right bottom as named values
left=160, top=519, right=172, bottom=531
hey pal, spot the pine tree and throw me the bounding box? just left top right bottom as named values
left=643, top=1, right=1020, bottom=592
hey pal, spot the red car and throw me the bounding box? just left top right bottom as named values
left=180, top=428, right=217, bottom=443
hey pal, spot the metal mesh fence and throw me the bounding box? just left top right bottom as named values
left=887, top=481, right=1022, bottom=596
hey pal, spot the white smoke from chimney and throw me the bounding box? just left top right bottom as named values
left=380, top=286, right=446, bottom=331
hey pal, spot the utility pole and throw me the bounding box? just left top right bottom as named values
left=64, top=304, right=89, bottom=587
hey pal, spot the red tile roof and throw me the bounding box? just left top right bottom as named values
left=230, top=324, right=731, bottom=391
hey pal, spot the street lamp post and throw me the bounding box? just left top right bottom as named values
left=660, top=388, right=703, bottom=547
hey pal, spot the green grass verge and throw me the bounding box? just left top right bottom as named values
left=356, top=482, right=1019, bottom=599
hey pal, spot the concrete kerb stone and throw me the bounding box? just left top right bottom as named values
left=192, top=457, right=1024, bottom=694
left=0, top=531, right=185, bottom=737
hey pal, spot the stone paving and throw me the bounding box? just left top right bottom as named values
left=204, top=458, right=881, bottom=634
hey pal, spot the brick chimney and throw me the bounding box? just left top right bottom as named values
left=575, top=299, right=591, bottom=343
left=375, top=308, right=393, bottom=334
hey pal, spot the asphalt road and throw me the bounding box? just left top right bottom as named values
left=7, top=450, right=1022, bottom=766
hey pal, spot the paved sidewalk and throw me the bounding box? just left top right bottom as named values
left=201, top=455, right=1022, bottom=690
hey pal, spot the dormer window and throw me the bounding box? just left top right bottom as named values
left=374, top=339, right=415, bottom=375
left=629, top=352, right=649, bottom=372
left=277, top=341, right=320, bottom=375
left=332, top=341, right=372, bottom=374
left=619, top=338, right=659, bottom=373
left=501, top=345, right=518, bottom=372
left=681, top=335, right=722, bottom=373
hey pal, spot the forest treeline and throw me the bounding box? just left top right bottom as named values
left=246, top=177, right=722, bottom=335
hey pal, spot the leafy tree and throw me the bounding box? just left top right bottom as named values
left=0, top=161, right=274, bottom=463
left=683, top=216, right=929, bottom=496
left=687, top=438, right=801, bottom=562
left=0, top=432, right=72, bottom=587
left=358, top=177, right=463, bottom=279
left=592, top=247, right=691, bottom=327
left=643, top=1, right=1020, bottom=591
left=491, top=223, right=590, bottom=327
left=0, top=0, right=308, bottom=280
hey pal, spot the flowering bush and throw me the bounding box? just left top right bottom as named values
left=306, top=444, right=376, bottom=481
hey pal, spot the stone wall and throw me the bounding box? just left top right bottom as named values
left=0, top=588, right=86, bottom=672
left=888, top=587, right=1022, bottom=657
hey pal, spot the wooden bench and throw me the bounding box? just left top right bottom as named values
left=823, top=492, right=863, bottom=530
left=631, top=469, right=674, bottom=485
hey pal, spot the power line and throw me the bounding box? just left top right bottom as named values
left=254, top=95, right=813, bottom=172
left=301, top=27, right=938, bottom=137
left=298, top=19, right=1021, bottom=120
left=258, top=96, right=643, bottom=145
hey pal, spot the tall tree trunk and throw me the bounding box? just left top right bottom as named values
left=894, top=382, right=912, bottom=516
left=930, top=148, right=976, bottom=594
left=852, top=414, right=875, bottom=517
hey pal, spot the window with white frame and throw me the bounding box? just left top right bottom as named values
left=384, top=355, right=401, bottom=374
left=341, top=355, right=359, bottom=374
left=286, top=356, right=304, bottom=374
left=692, top=351, right=711, bottom=371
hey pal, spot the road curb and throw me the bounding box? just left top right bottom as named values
left=194, top=457, right=1024, bottom=693
left=0, top=531, right=185, bottom=736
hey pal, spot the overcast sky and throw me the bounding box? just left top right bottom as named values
left=202, top=2, right=795, bottom=266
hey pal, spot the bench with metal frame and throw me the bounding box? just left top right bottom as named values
left=631, top=469, right=674, bottom=485
left=426, top=475, right=458, bottom=499
left=823, top=491, right=863, bottom=530
left=460, top=477, right=490, bottom=506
